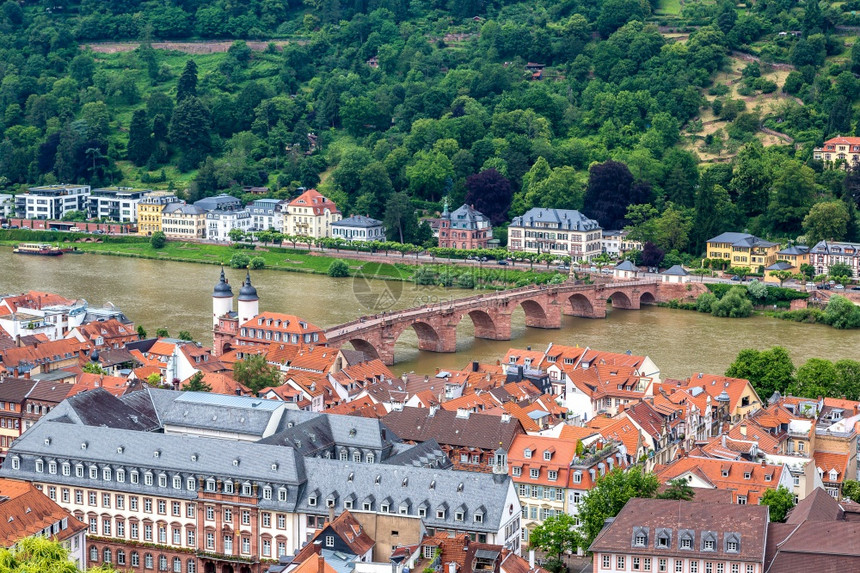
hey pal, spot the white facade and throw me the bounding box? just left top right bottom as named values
left=248, top=199, right=280, bottom=231
left=206, top=209, right=253, bottom=241
left=19, top=185, right=90, bottom=220
left=0, top=194, right=12, bottom=217
left=332, top=216, right=386, bottom=243
left=508, top=208, right=602, bottom=263
left=88, top=188, right=149, bottom=222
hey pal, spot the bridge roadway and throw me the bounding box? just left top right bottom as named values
left=323, top=279, right=704, bottom=365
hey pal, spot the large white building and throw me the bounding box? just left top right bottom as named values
left=507, top=208, right=602, bottom=262
left=206, top=209, right=253, bottom=241
left=2, top=389, right=522, bottom=573
left=17, top=185, right=90, bottom=220
left=87, top=188, right=151, bottom=222
left=281, top=189, right=341, bottom=239
left=247, top=199, right=280, bottom=231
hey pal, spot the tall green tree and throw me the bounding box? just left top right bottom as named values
left=803, top=201, right=850, bottom=246
left=760, top=486, right=795, bottom=523
left=168, top=96, right=211, bottom=170
left=176, top=59, right=198, bottom=103
left=127, top=109, right=153, bottom=166
left=233, top=354, right=281, bottom=393
left=767, top=160, right=816, bottom=234
left=528, top=513, right=580, bottom=561
left=578, top=467, right=660, bottom=551
left=725, top=346, right=795, bottom=399
left=789, top=358, right=837, bottom=398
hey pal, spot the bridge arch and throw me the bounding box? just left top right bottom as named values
left=639, top=291, right=656, bottom=305
left=345, top=337, right=383, bottom=362
left=466, top=309, right=500, bottom=339
left=516, top=297, right=561, bottom=329
left=567, top=293, right=595, bottom=317
left=606, top=290, right=634, bottom=310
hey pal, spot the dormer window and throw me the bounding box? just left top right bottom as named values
left=544, top=450, right=552, bottom=461
left=573, top=472, right=582, bottom=484
left=743, top=472, right=751, bottom=480
left=524, top=449, right=532, bottom=459
left=242, top=483, right=252, bottom=496
left=530, top=469, right=539, bottom=479
left=206, top=479, right=216, bottom=492
left=455, top=511, right=464, bottom=522
left=701, top=532, right=717, bottom=551
left=380, top=502, right=390, bottom=513
left=437, top=508, right=446, bottom=519
left=308, top=495, right=317, bottom=507
left=725, top=534, right=740, bottom=553
left=830, top=469, right=838, bottom=481
left=512, top=467, right=522, bottom=477
left=634, top=534, right=647, bottom=547
left=721, top=470, right=729, bottom=478
left=656, top=530, right=671, bottom=549
left=548, top=470, right=558, bottom=481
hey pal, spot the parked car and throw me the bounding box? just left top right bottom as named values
left=496, top=259, right=508, bottom=266
left=835, top=284, right=845, bottom=290
left=731, top=275, right=741, bottom=281
left=851, top=286, right=860, bottom=291
left=805, top=282, right=816, bottom=290
left=93, top=229, right=105, bottom=235
left=557, top=265, right=570, bottom=272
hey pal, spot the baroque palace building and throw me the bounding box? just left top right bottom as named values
left=1, top=388, right=521, bottom=573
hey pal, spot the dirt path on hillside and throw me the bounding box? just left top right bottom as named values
left=83, top=40, right=300, bottom=54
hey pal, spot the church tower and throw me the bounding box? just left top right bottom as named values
left=212, top=267, right=234, bottom=328
left=237, top=271, right=259, bottom=325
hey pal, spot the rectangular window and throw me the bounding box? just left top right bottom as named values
left=277, top=515, right=286, bottom=529
left=117, top=521, right=125, bottom=537
left=633, top=557, right=641, bottom=571
left=172, top=502, right=181, bottom=516
left=158, top=500, right=166, bottom=514
left=644, top=559, right=651, bottom=572
left=602, top=556, right=610, bottom=569
left=103, top=518, right=111, bottom=536
left=173, top=528, right=181, bottom=545
left=89, top=492, right=97, bottom=506
left=676, top=560, right=683, bottom=573
left=117, top=495, right=125, bottom=509
left=617, top=556, right=625, bottom=569
left=130, top=497, right=139, bottom=511
left=659, top=558, right=667, bottom=572
left=690, top=563, right=698, bottom=573
left=103, top=493, right=111, bottom=507
left=263, top=513, right=271, bottom=527
left=187, top=504, right=195, bottom=518
left=144, top=524, right=153, bottom=541
left=131, top=523, right=139, bottom=539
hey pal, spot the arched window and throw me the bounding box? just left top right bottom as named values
left=187, top=559, right=196, bottom=573
left=173, top=557, right=182, bottom=572
left=89, top=546, right=98, bottom=562
left=144, top=553, right=153, bottom=569
left=103, top=548, right=112, bottom=563
left=159, top=555, right=168, bottom=571
left=131, top=552, right=139, bottom=567
left=117, top=550, right=126, bottom=566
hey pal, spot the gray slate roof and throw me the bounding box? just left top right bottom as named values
left=43, top=388, right=160, bottom=431
left=158, top=390, right=285, bottom=437
left=661, top=265, right=689, bottom=276
left=511, top=208, right=600, bottom=231
left=766, top=262, right=794, bottom=271
left=333, top=215, right=383, bottom=228
left=385, top=439, right=453, bottom=469
left=706, top=232, right=777, bottom=248
left=445, top=204, right=490, bottom=230
left=163, top=202, right=204, bottom=215
left=615, top=260, right=638, bottom=272
left=777, top=245, right=809, bottom=256
left=809, top=240, right=860, bottom=255
left=3, top=420, right=306, bottom=485
left=297, top=457, right=510, bottom=532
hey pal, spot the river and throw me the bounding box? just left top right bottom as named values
left=2, top=248, right=858, bottom=379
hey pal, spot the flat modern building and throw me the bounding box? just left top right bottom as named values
left=18, top=185, right=90, bottom=220
left=162, top=203, right=206, bottom=239
left=0, top=193, right=12, bottom=218
left=1, top=388, right=522, bottom=573
left=137, top=193, right=178, bottom=236
left=508, top=208, right=602, bottom=262
left=247, top=199, right=280, bottom=231
left=88, top=188, right=151, bottom=222
left=437, top=204, right=493, bottom=250
left=706, top=232, right=779, bottom=272
left=332, top=215, right=386, bottom=243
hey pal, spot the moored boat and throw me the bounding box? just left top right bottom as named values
left=12, top=243, right=64, bottom=256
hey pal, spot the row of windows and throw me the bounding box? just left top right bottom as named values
left=24, top=459, right=290, bottom=501
left=601, top=555, right=754, bottom=573
left=517, top=484, right=565, bottom=501
left=90, top=547, right=195, bottom=573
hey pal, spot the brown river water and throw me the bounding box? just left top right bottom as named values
left=2, top=248, right=858, bottom=378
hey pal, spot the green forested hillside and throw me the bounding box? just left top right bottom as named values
left=1, top=0, right=859, bottom=258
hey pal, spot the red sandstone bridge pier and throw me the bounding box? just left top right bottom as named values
left=324, top=279, right=705, bottom=365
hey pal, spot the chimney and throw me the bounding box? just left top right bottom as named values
left=501, top=413, right=512, bottom=423
left=517, top=366, right=524, bottom=380
left=739, top=424, right=746, bottom=437
left=318, top=555, right=326, bottom=573
left=761, top=459, right=766, bottom=467
left=23, top=371, right=29, bottom=380
left=328, top=505, right=335, bottom=523
left=528, top=550, right=535, bottom=569
left=472, top=361, right=479, bottom=372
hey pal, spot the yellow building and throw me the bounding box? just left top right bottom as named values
left=706, top=232, right=779, bottom=272
left=283, top=189, right=341, bottom=239
left=161, top=203, right=206, bottom=239
left=765, top=245, right=810, bottom=283
left=136, top=193, right=178, bottom=236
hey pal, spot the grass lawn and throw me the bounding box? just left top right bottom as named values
left=656, top=0, right=683, bottom=16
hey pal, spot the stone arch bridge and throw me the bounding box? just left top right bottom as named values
left=325, top=279, right=705, bottom=365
